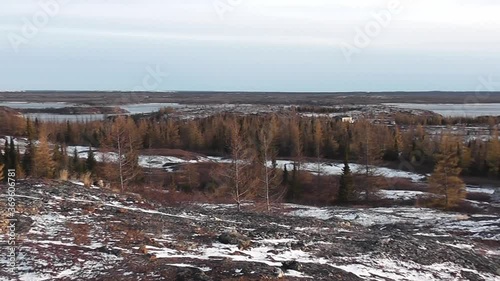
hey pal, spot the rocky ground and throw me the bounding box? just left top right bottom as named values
left=1, top=180, right=500, bottom=280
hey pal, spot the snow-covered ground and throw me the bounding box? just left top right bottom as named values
left=467, top=186, right=497, bottom=195
left=0, top=137, right=427, bottom=181
left=1, top=181, right=499, bottom=280
left=67, top=145, right=232, bottom=172
left=378, top=190, right=427, bottom=201
left=273, top=160, right=426, bottom=182
left=65, top=145, right=427, bottom=181
left=285, top=204, right=500, bottom=241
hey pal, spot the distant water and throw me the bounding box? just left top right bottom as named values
left=385, top=103, right=500, bottom=117
left=0, top=102, right=71, bottom=109
left=22, top=113, right=108, bottom=122
left=1, top=102, right=182, bottom=122
left=121, top=103, right=181, bottom=114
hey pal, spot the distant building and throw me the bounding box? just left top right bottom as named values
left=335, top=116, right=354, bottom=123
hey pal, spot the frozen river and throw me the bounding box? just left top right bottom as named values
left=385, top=103, right=500, bottom=117
left=0, top=102, right=182, bottom=121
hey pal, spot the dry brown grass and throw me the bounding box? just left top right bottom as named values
left=81, top=172, right=92, bottom=188
left=66, top=222, right=91, bottom=245
left=58, top=169, right=69, bottom=181
left=127, top=184, right=210, bottom=206
left=121, top=229, right=146, bottom=245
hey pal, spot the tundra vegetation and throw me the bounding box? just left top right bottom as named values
left=1, top=106, right=499, bottom=210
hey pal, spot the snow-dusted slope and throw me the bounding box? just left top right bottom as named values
left=1, top=180, right=499, bottom=280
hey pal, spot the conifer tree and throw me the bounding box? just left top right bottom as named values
left=107, top=116, right=142, bottom=191
left=71, top=148, right=83, bottom=175
left=22, top=144, right=34, bottom=177
left=258, top=123, right=282, bottom=212
left=216, top=120, right=256, bottom=211
left=180, top=164, right=200, bottom=192
left=26, top=118, right=35, bottom=141
left=338, top=148, right=355, bottom=203
left=313, top=118, right=324, bottom=184
left=23, top=119, right=36, bottom=176
left=286, top=163, right=302, bottom=201
left=429, top=135, right=466, bottom=209
left=356, top=120, right=383, bottom=200
left=86, top=146, right=97, bottom=175
left=65, top=121, right=74, bottom=144
left=282, top=164, right=288, bottom=184
left=52, top=143, right=63, bottom=172
left=32, top=126, right=55, bottom=178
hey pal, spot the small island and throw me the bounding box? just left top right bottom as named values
left=19, top=106, right=129, bottom=115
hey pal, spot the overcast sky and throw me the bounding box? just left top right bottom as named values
left=1, top=0, right=499, bottom=92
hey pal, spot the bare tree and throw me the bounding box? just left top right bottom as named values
left=258, top=120, right=283, bottom=212
left=217, top=120, right=256, bottom=211
left=356, top=119, right=383, bottom=200
left=313, top=118, right=324, bottom=185
left=106, top=116, right=142, bottom=191
left=179, top=163, right=200, bottom=192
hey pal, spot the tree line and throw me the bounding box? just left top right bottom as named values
left=1, top=108, right=499, bottom=210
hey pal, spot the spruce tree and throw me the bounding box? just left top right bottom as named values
left=283, top=164, right=288, bottom=184
left=23, top=119, right=36, bottom=176
left=286, top=164, right=302, bottom=201
left=72, top=148, right=83, bottom=175
left=22, top=145, right=34, bottom=177
left=86, top=147, right=97, bottom=175
left=52, top=143, right=63, bottom=172
left=338, top=147, right=355, bottom=203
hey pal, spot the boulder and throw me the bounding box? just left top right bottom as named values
left=282, top=260, right=302, bottom=271
left=96, top=246, right=122, bottom=256
left=492, top=189, right=500, bottom=203
left=12, top=215, right=33, bottom=234
left=274, top=267, right=284, bottom=278
left=175, top=268, right=212, bottom=281
left=217, top=231, right=252, bottom=249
